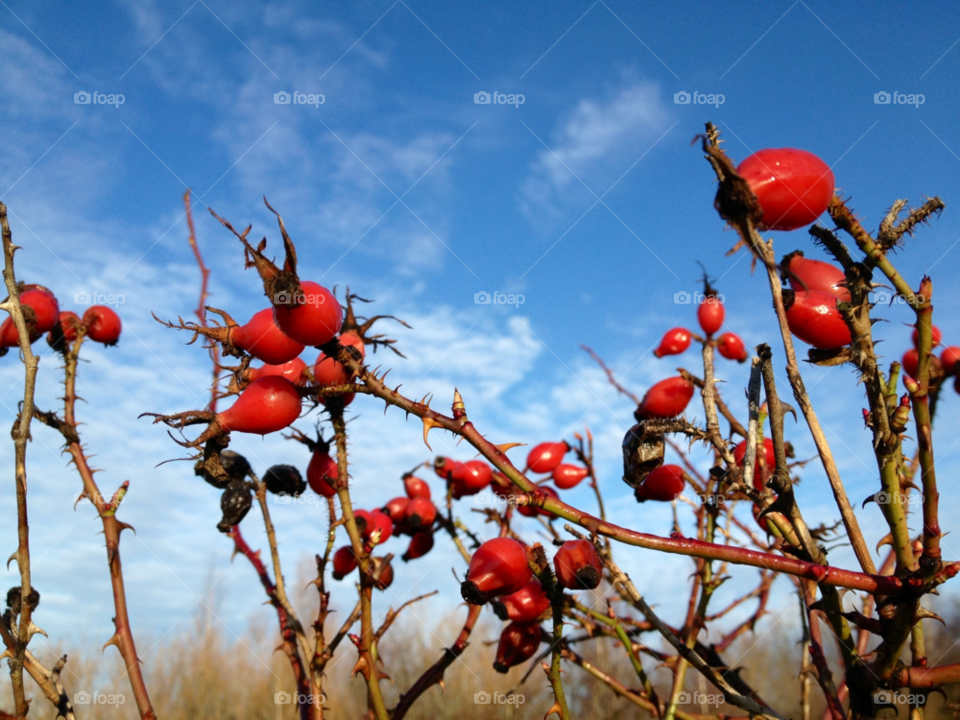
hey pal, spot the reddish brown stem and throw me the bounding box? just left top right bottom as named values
left=391, top=604, right=481, bottom=720
left=184, top=189, right=220, bottom=413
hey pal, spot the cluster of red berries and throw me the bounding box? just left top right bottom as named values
left=195, top=278, right=353, bottom=438
left=461, top=535, right=604, bottom=673
left=0, top=284, right=122, bottom=352
left=902, top=325, right=960, bottom=395
left=654, top=291, right=747, bottom=365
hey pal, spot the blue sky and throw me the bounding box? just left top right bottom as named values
left=2, top=0, right=960, bottom=695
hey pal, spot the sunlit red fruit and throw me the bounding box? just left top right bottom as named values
left=782, top=253, right=849, bottom=301
left=491, top=579, right=550, bottom=624
left=634, top=464, right=685, bottom=502
left=493, top=622, right=541, bottom=673
left=737, top=148, right=834, bottom=231
left=3, top=288, right=62, bottom=347
left=697, top=297, right=725, bottom=336
left=450, top=460, right=492, bottom=498
left=941, top=346, right=960, bottom=376
left=636, top=377, right=695, bottom=419
left=216, top=377, right=301, bottom=435
left=654, top=328, right=691, bottom=358
left=82, top=305, right=122, bottom=346
left=433, top=456, right=462, bottom=481
left=314, top=331, right=365, bottom=386
left=402, top=531, right=434, bottom=562
left=247, top=357, right=307, bottom=385
left=273, top=280, right=343, bottom=346
left=716, top=332, right=748, bottom=362
left=516, top=485, right=559, bottom=517
left=734, top=437, right=775, bottom=491
left=784, top=290, right=852, bottom=349
left=355, top=509, right=393, bottom=547
left=526, top=442, right=568, bottom=473
left=381, top=496, right=410, bottom=524
left=332, top=546, right=357, bottom=580
left=405, top=497, right=437, bottom=528
left=554, top=539, right=603, bottom=590
left=229, top=309, right=304, bottom=365
left=403, top=474, right=431, bottom=499
left=551, top=463, right=589, bottom=490
left=460, top=537, right=532, bottom=605
left=307, top=449, right=338, bottom=496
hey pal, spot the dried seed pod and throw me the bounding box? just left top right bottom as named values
left=263, top=464, right=307, bottom=497
left=621, top=422, right=664, bottom=488
left=217, top=480, right=253, bottom=532
left=195, top=449, right=251, bottom=489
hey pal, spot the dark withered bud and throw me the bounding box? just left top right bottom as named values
left=218, top=480, right=253, bottom=532
left=195, top=449, right=251, bottom=489
left=263, top=464, right=306, bottom=497
left=622, top=422, right=664, bottom=488
left=6, top=586, right=40, bottom=616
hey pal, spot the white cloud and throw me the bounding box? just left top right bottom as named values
left=521, top=81, right=671, bottom=226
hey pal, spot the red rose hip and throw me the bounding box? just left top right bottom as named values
left=697, top=298, right=725, bottom=336
left=551, top=463, right=589, bottom=490
left=332, top=546, right=357, bottom=580
left=461, top=537, right=532, bottom=605
left=635, top=464, right=685, bottom=502
left=654, top=328, right=691, bottom=358
left=782, top=252, right=850, bottom=301
left=784, top=290, right=852, bottom=349
left=554, top=539, right=603, bottom=590
left=229, top=309, right=304, bottom=365
left=217, top=377, right=301, bottom=435
left=636, top=377, right=695, bottom=419
left=737, top=148, right=834, bottom=231
left=491, top=579, right=550, bottom=623
left=493, top=622, right=541, bottom=673
left=273, top=281, right=343, bottom=346
left=717, top=332, right=748, bottom=362
left=526, top=442, right=568, bottom=473
left=82, top=305, right=122, bottom=346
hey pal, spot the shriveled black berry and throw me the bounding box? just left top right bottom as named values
left=196, top=450, right=251, bottom=489
left=6, top=586, right=40, bottom=616
left=263, top=464, right=306, bottom=497
left=218, top=480, right=253, bottom=533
